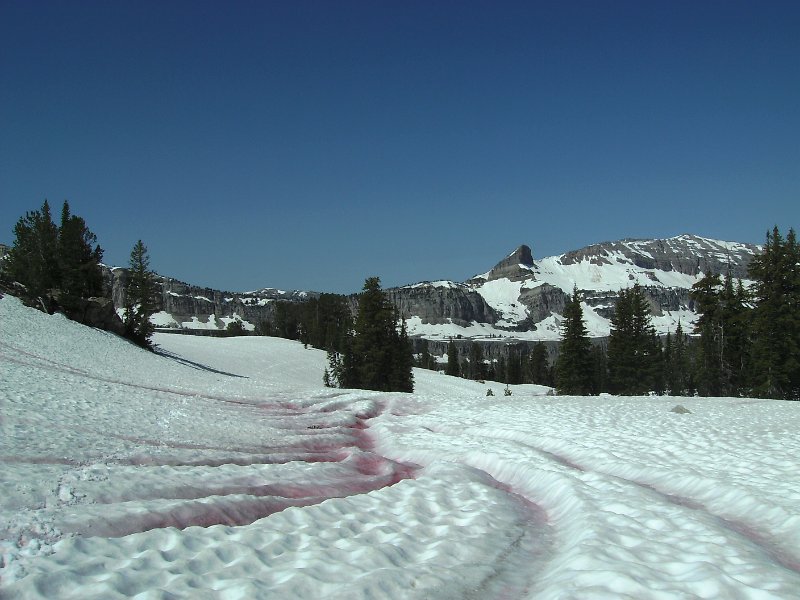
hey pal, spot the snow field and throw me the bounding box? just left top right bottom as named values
left=372, top=380, right=800, bottom=598
left=2, top=294, right=800, bottom=598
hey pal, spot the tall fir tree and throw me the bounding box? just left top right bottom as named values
left=748, top=227, right=800, bottom=399
left=665, top=321, right=691, bottom=395
left=690, top=272, right=725, bottom=396
left=57, top=200, right=104, bottom=311
left=527, top=341, right=551, bottom=386
left=445, top=339, right=460, bottom=377
left=505, top=346, right=523, bottom=384
left=718, top=269, right=751, bottom=395
left=468, top=342, right=485, bottom=380
left=339, top=277, right=413, bottom=392
left=389, top=315, right=414, bottom=392
left=555, top=287, right=593, bottom=395
left=417, top=338, right=435, bottom=370
left=663, top=331, right=674, bottom=392
left=607, top=285, right=662, bottom=394
left=123, top=240, right=159, bottom=348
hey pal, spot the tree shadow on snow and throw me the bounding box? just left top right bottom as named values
left=154, top=348, right=249, bottom=379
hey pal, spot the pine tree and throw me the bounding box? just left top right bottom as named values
left=468, top=342, right=484, bottom=380
left=691, top=272, right=724, bottom=396
left=340, top=277, right=413, bottom=392
left=664, top=331, right=674, bottom=393
left=389, top=315, right=414, bottom=392
left=225, top=318, right=246, bottom=336
left=748, top=227, right=800, bottom=399
left=3, top=200, right=106, bottom=316
left=57, top=200, right=104, bottom=311
left=123, top=240, right=159, bottom=348
left=527, top=342, right=551, bottom=385
left=505, top=346, right=523, bottom=384
left=607, top=285, right=662, bottom=394
left=676, top=321, right=691, bottom=393
left=297, top=293, right=353, bottom=352
left=445, top=339, right=460, bottom=377
left=718, top=269, right=750, bottom=395
left=555, top=287, right=593, bottom=395
left=664, top=321, right=692, bottom=395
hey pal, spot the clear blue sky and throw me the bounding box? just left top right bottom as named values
left=2, top=1, right=798, bottom=294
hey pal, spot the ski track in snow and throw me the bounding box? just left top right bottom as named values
left=473, top=428, right=800, bottom=575
left=2, top=295, right=800, bottom=599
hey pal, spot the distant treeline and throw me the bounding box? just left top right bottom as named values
left=254, top=293, right=353, bottom=354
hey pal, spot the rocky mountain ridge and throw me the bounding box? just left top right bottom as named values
left=104, top=234, right=760, bottom=340
left=397, top=234, right=760, bottom=340
left=102, top=267, right=315, bottom=332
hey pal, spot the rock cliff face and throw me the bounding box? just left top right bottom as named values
left=387, top=283, right=498, bottom=327
left=560, top=235, right=756, bottom=279
left=102, top=266, right=313, bottom=330
left=518, top=284, right=570, bottom=324
left=99, top=233, right=760, bottom=338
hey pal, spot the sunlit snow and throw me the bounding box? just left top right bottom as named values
left=2, top=294, right=799, bottom=599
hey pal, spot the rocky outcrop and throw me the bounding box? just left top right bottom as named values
left=561, top=235, right=759, bottom=279
left=102, top=266, right=315, bottom=330
left=581, top=287, right=692, bottom=319
left=62, top=296, right=125, bottom=335
left=518, top=284, right=569, bottom=324
left=387, top=283, right=498, bottom=326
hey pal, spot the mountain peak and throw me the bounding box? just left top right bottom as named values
left=507, top=245, right=534, bottom=267
left=480, top=244, right=535, bottom=282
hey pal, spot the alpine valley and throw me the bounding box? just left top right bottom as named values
left=102, top=234, right=760, bottom=343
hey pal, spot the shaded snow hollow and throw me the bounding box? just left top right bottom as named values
left=1, top=294, right=799, bottom=599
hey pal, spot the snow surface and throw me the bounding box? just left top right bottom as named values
left=532, top=253, right=703, bottom=293
left=2, top=294, right=800, bottom=599
left=473, top=279, right=535, bottom=326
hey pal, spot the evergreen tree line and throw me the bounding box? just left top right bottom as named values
left=2, top=199, right=104, bottom=313
left=3, top=200, right=160, bottom=348
left=254, top=293, right=353, bottom=354
left=422, top=338, right=555, bottom=387
left=555, top=227, right=799, bottom=400
left=687, top=227, right=800, bottom=400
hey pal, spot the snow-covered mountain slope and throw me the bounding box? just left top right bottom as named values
left=2, top=294, right=799, bottom=599
left=400, top=234, right=761, bottom=340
